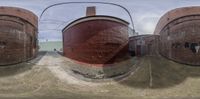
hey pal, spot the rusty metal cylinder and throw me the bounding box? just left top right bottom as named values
left=0, top=7, right=38, bottom=65
left=62, top=16, right=129, bottom=64
left=154, top=6, right=200, bottom=65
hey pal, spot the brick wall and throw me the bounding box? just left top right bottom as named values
left=155, top=7, right=200, bottom=65
left=63, top=16, right=129, bottom=64
left=0, top=7, right=38, bottom=65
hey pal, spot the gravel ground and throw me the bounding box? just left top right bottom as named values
left=0, top=51, right=199, bottom=99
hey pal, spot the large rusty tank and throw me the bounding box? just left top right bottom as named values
left=0, top=6, right=38, bottom=65
left=62, top=6, right=133, bottom=79
left=62, top=7, right=129, bottom=64
left=154, top=6, right=200, bottom=65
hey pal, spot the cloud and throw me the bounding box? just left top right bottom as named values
left=1, top=0, right=200, bottom=41
left=134, top=13, right=160, bottom=34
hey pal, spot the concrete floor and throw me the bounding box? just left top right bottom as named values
left=0, top=51, right=200, bottom=99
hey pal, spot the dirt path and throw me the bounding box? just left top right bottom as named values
left=0, top=52, right=199, bottom=99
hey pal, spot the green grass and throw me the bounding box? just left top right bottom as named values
left=39, top=41, right=63, bottom=51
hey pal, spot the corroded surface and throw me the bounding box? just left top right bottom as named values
left=63, top=16, right=129, bottom=64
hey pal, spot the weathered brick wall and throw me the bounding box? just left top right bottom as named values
left=154, top=6, right=200, bottom=35
left=0, top=7, right=38, bottom=65
left=0, top=7, right=38, bottom=28
left=155, top=7, right=200, bottom=65
left=63, top=16, right=129, bottom=64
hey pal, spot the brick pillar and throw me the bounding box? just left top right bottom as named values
left=86, top=6, right=96, bottom=16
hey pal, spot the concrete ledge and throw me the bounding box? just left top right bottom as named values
left=63, top=56, right=137, bottom=81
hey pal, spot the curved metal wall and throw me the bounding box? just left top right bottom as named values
left=63, top=16, right=129, bottom=64
left=155, top=7, right=200, bottom=65
left=0, top=7, right=38, bottom=65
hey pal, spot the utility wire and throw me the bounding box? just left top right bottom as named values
left=39, top=2, right=136, bottom=35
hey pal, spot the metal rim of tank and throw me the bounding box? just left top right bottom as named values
left=62, top=15, right=129, bottom=32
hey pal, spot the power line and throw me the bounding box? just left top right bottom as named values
left=39, top=2, right=136, bottom=35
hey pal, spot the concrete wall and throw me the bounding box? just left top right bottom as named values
left=65, top=56, right=136, bottom=79
left=129, top=35, right=159, bottom=56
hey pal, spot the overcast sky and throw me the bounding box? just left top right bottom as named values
left=0, top=0, right=200, bottom=41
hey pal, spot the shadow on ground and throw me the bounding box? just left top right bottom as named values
left=55, top=50, right=200, bottom=89
left=119, top=55, right=200, bottom=89
left=0, top=51, right=46, bottom=77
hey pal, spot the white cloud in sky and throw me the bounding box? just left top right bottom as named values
left=134, top=13, right=160, bottom=34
